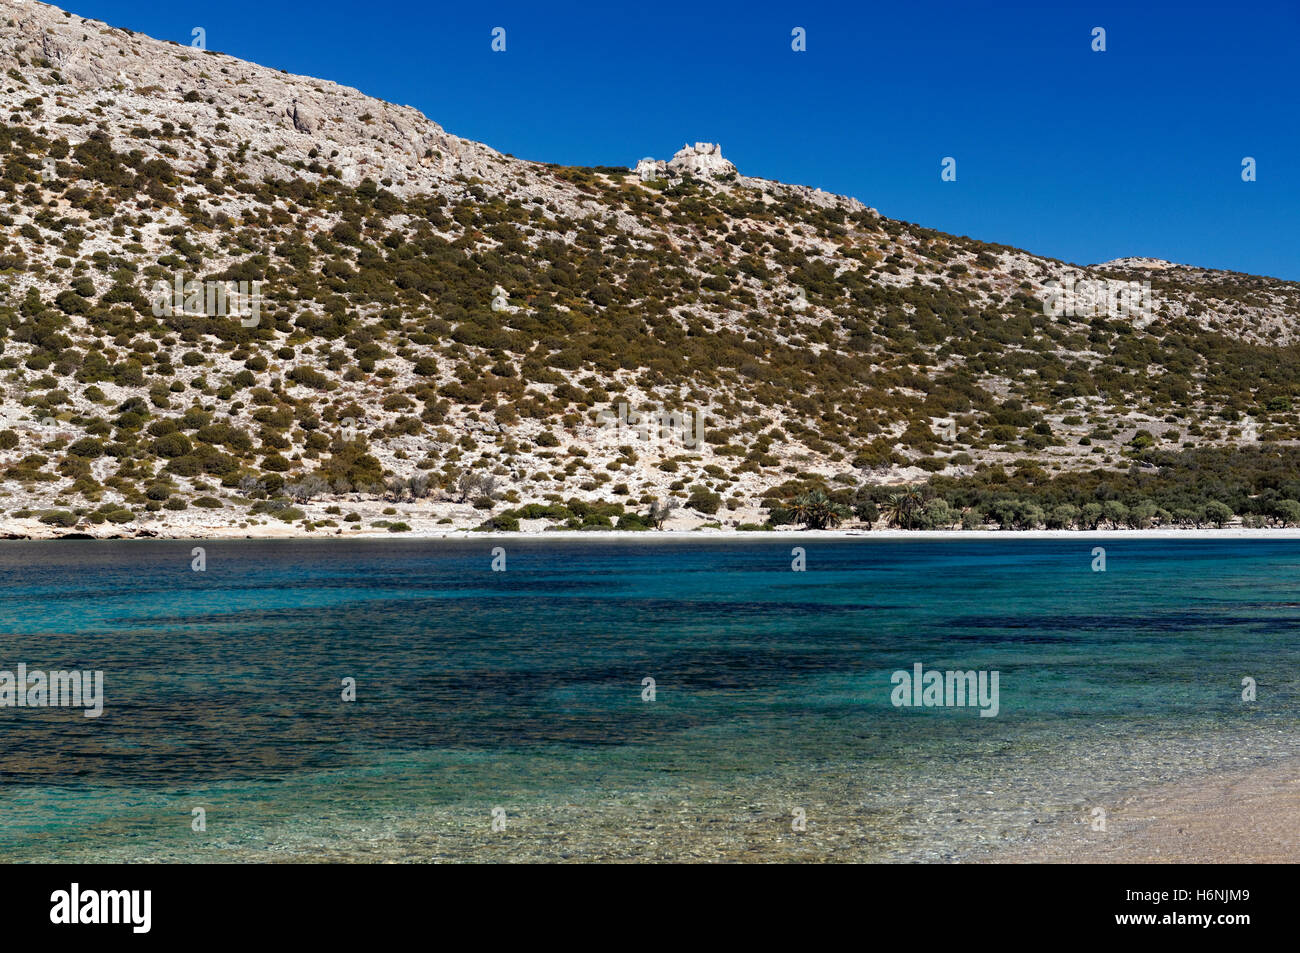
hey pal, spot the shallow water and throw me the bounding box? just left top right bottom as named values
left=0, top=537, right=1295, bottom=862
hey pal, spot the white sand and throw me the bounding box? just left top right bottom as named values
left=6, top=518, right=1300, bottom=542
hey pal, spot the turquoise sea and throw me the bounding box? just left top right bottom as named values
left=0, top=538, right=1296, bottom=862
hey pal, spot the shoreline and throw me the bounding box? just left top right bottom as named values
left=6, top=524, right=1300, bottom=542
left=978, top=757, right=1300, bottom=864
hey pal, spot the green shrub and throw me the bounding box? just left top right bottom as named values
left=152, top=432, right=192, bottom=458
left=67, top=437, right=104, bottom=458
left=39, top=510, right=78, bottom=527
left=288, top=366, right=334, bottom=390
left=687, top=486, right=722, bottom=515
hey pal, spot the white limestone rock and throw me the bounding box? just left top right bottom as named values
left=667, top=142, right=736, bottom=178
left=635, top=157, right=666, bottom=182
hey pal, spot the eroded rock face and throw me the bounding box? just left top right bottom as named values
left=0, top=0, right=512, bottom=196
left=289, top=101, right=319, bottom=134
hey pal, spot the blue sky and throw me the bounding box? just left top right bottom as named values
left=65, top=0, right=1300, bottom=279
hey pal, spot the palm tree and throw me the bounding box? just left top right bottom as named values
left=786, top=490, right=851, bottom=530
left=882, top=486, right=925, bottom=528
left=647, top=497, right=678, bottom=529
left=786, top=493, right=812, bottom=527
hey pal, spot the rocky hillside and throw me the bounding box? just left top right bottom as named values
left=2, top=1, right=1299, bottom=537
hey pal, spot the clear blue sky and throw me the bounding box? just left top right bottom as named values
left=65, top=0, right=1300, bottom=279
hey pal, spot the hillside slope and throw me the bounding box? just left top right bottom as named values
left=2, top=1, right=1300, bottom=537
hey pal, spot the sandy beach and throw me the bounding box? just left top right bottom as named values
left=7, top=512, right=1300, bottom=542
left=983, top=759, right=1300, bottom=864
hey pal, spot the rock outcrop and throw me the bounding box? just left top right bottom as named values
left=631, top=144, right=738, bottom=181
left=667, top=142, right=736, bottom=178
left=635, top=157, right=666, bottom=182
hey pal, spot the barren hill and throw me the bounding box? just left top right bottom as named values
left=2, top=0, right=1299, bottom=537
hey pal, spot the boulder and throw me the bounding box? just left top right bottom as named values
left=289, top=101, right=319, bottom=134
